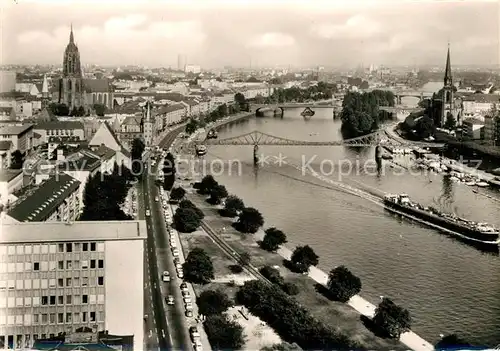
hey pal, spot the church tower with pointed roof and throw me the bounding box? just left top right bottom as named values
left=142, top=100, right=154, bottom=147
left=57, top=24, right=85, bottom=111
left=441, top=44, right=456, bottom=126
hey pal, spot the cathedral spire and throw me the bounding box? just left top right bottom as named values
left=69, top=23, right=74, bottom=44
left=444, top=43, right=452, bottom=87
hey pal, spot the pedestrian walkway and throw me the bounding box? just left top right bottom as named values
left=252, top=229, right=435, bottom=351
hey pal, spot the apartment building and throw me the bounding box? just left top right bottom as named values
left=462, top=118, right=484, bottom=140
left=0, top=125, right=34, bottom=154
left=0, top=220, right=146, bottom=350
left=5, top=174, right=80, bottom=223
left=0, top=170, right=23, bottom=207
left=156, top=104, right=186, bottom=127
left=33, top=122, right=85, bottom=145
left=0, top=141, right=13, bottom=169
left=484, top=115, right=500, bottom=146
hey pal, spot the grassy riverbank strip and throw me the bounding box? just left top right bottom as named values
left=181, top=190, right=410, bottom=350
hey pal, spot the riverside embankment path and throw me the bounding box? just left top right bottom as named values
left=251, top=230, right=435, bottom=351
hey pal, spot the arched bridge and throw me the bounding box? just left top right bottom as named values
left=202, top=129, right=445, bottom=148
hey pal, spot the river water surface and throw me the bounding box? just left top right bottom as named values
left=200, top=105, right=500, bottom=346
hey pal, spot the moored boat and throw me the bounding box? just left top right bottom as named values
left=301, top=107, right=315, bottom=118
left=207, top=129, right=218, bottom=139
left=383, top=193, right=499, bottom=247
left=195, top=144, right=207, bottom=156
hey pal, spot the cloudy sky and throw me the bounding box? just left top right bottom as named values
left=1, top=0, right=499, bottom=68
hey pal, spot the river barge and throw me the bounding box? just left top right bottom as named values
left=300, top=107, right=315, bottom=118
left=384, top=193, right=499, bottom=249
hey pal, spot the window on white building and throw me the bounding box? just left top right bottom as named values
left=7, top=297, right=14, bottom=307
left=24, top=279, right=31, bottom=289
left=16, top=280, right=23, bottom=289
left=41, top=245, right=48, bottom=254
left=33, top=297, right=40, bottom=306
left=24, top=297, right=31, bottom=306
left=33, top=279, right=39, bottom=289
left=33, top=245, right=40, bottom=254
left=41, top=262, right=48, bottom=271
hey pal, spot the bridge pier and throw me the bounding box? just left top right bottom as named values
left=375, top=144, right=383, bottom=164
left=253, top=145, right=259, bottom=165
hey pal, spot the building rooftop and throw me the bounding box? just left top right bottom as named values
left=36, top=120, right=85, bottom=130
left=31, top=330, right=134, bottom=351
left=157, top=104, right=186, bottom=114
left=0, top=124, right=33, bottom=136
left=7, top=173, right=80, bottom=222
left=0, top=169, right=22, bottom=182
left=1, top=220, right=147, bottom=243
left=463, top=93, right=500, bottom=103
left=92, top=144, right=116, bottom=160
left=58, top=152, right=102, bottom=172
left=0, top=140, right=12, bottom=151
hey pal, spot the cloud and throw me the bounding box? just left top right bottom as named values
left=310, top=15, right=382, bottom=40
left=1, top=0, right=498, bottom=67
left=248, top=32, right=296, bottom=48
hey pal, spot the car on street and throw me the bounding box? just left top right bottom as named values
left=145, top=210, right=151, bottom=216
left=172, top=248, right=179, bottom=257
left=182, top=290, right=190, bottom=297
left=177, top=270, right=184, bottom=278
left=185, top=302, right=193, bottom=310
left=162, top=271, right=170, bottom=282
left=193, top=339, right=203, bottom=351
left=155, top=196, right=159, bottom=202
left=174, top=257, right=180, bottom=265
left=190, top=326, right=200, bottom=339
left=180, top=282, right=188, bottom=291
left=166, top=295, right=174, bottom=305
left=175, top=263, right=182, bottom=270
left=185, top=310, right=193, bottom=317
left=183, top=296, right=191, bottom=305
left=170, top=241, right=177, bottom=248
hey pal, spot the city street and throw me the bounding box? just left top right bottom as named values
left=140, top=127, right=192, bottom=350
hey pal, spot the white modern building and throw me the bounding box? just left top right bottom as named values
left=0, top=220, right=146, bottom=350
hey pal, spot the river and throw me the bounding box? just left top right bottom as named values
left=199, top=104, right=500, bottom=346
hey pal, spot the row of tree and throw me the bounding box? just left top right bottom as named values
left=193, top=175, right=265, bottom=233
left=185, top=100, right=244, bottom=135
left=263, top=82, right=337, bottom=104
left=163, top=152, right=176, bottom=190
left=237, top=280, right=357, bottom=349
left=130, top=138, right=145, bottom=177
left=48, top=103, right=107, bottom=117
left=340, top=90, right=396, bottom=138
left=197, top=289, right=245, bottom=349
left=79, top=163, right=133, bottom=221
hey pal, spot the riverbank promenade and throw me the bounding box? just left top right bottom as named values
left=253, top=230, right=435, bottom=351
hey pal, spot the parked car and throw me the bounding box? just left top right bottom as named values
left=174, top=257, right=180, bottom=265
left=155, top=196, right=159, bottom=202
left=175, top=263, right=182, bottom=271
left=166, top=295, right=174, bottom=305
left=193, top=339, right=203, bottom=351
left=180, top=282, right=188, bottom=291
left=177, top=270, right=184, bottom=278
left=170, top=241, right=177, bottom=248
left=172, top=249, right=179, bottom=257
left=185, top=310, right=193, bottom=318
left=190, top=326, right=200, bottom=339
left=145, top=210, right=151, bottom=216
left=185, top=302, right=193, bottom=310
left=162, top=271, right=170, bottom=282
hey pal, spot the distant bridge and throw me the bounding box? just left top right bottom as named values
left=363, top=88, right=433, bottom=103
left=251, top=103, right=423, bottom=117
left=202, top=129, right=444, bottom=148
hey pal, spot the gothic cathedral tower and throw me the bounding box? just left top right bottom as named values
left=441, top=44, right=454, bottom=126
left=58, top=24, right=85, bottom=110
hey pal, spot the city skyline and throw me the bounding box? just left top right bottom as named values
left=1, top=0, right=499, bottom=68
